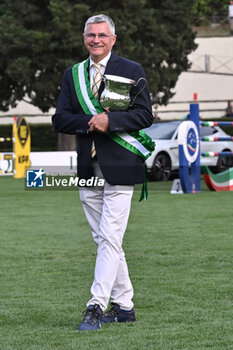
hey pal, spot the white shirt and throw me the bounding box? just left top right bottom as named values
left=89, top=52, right=111, bottom=87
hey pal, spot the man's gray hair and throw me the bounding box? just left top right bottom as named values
left=84, top=14, right=115, bottom=35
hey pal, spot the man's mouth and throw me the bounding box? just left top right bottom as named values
left=91, top=45, right=103, bottom=48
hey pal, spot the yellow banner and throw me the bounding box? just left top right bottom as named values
left=13, top=116, right=31, bottom=178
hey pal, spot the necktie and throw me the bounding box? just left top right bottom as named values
left=92, top=64, right=102, bottom=98
left=91, top=64, right=102, bottom=158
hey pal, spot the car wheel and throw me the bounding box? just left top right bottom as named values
left=152, top=153, right=171, bottom=181
left=215, top=155, right=233, bottom=173
left=210, top=151, right=233, bottom=174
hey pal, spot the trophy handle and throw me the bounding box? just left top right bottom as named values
left=129, top=77, right=147, bottom=107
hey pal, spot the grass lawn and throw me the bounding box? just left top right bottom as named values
left=0, top=176, right=232, bottom=349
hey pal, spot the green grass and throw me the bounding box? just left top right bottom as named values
left=0, top=177, right=233, bottom=349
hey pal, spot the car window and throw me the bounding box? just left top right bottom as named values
left=200, top=126, right=218, bottom=137
left=143, top=122, right=179, bottom=139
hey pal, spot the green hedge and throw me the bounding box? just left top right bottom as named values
left=0, top=124, right=58, bottom=152
left=217, top=117, right=233, bottom=136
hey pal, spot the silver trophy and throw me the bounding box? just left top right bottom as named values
left=100, top=74, right=146, bottom=110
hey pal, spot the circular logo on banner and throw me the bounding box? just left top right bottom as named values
left=17, top=116, right=29, bottom=147
left=178, top=121, right=199, bottom=163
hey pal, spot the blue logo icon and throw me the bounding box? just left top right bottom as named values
left=26, top=169, right=45, bottom=188
left=187, top=128, right=197, bottom=156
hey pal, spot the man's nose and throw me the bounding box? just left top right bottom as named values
left=93, top=35, right=101, bottom=42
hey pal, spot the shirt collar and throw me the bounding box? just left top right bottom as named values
left=89, top=51, right=111, bottom=68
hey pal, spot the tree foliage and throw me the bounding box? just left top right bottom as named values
left=192, top=0, right=230, bottom=22
left=0, top=0, right=196, bottom=112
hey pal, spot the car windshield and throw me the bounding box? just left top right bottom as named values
left=144, top=122, right=180, bottom=139
left=200, top=126, right=218, bottom=136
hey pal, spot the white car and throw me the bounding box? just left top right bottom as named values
left=144, top=121, right=233, bottom=181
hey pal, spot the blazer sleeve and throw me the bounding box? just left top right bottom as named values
left=52, top=67, right=92, bottom=135
left=107, top=63, right=153, bottom=133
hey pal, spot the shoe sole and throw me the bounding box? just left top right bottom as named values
left=101, top=316, right=136, bottom=323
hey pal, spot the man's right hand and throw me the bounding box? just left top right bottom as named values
left=88, top=112, right=109, bottom=133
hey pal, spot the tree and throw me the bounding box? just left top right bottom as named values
left=192, top=0, right=230, bottom=23
left=0, top=0, right=197, bottom=112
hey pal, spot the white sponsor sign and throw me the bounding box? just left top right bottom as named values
left=30, top=151, right=77, bottom=175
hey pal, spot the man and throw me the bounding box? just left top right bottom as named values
left=52, top=14, right=153, bottom=331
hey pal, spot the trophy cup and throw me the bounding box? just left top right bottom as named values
left=100, top=75, right=146, bottom=110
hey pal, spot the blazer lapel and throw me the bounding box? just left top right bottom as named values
left=99, top=52, right=119, bottom=95
left=104, top=51, right=119, bottom=75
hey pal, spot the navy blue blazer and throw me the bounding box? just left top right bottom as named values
left=52, top=52, right=153, bottom=185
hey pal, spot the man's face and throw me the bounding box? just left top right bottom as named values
left=83, top=22, right=117, bottom=63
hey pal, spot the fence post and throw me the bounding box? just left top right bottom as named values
left=205, top=55, right=211, bottom=73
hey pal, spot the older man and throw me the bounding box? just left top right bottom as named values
left=52, top=14, right=153, bottom=331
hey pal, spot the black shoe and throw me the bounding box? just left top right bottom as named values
left=78, top=304, right=103, bottom=331
left=100, top=303, right=136, bottom=323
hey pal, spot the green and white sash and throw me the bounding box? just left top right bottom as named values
left=72, top=58, right=155, bottom=200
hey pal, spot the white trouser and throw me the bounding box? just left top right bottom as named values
left=79, top=161, right=134, bottom=311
